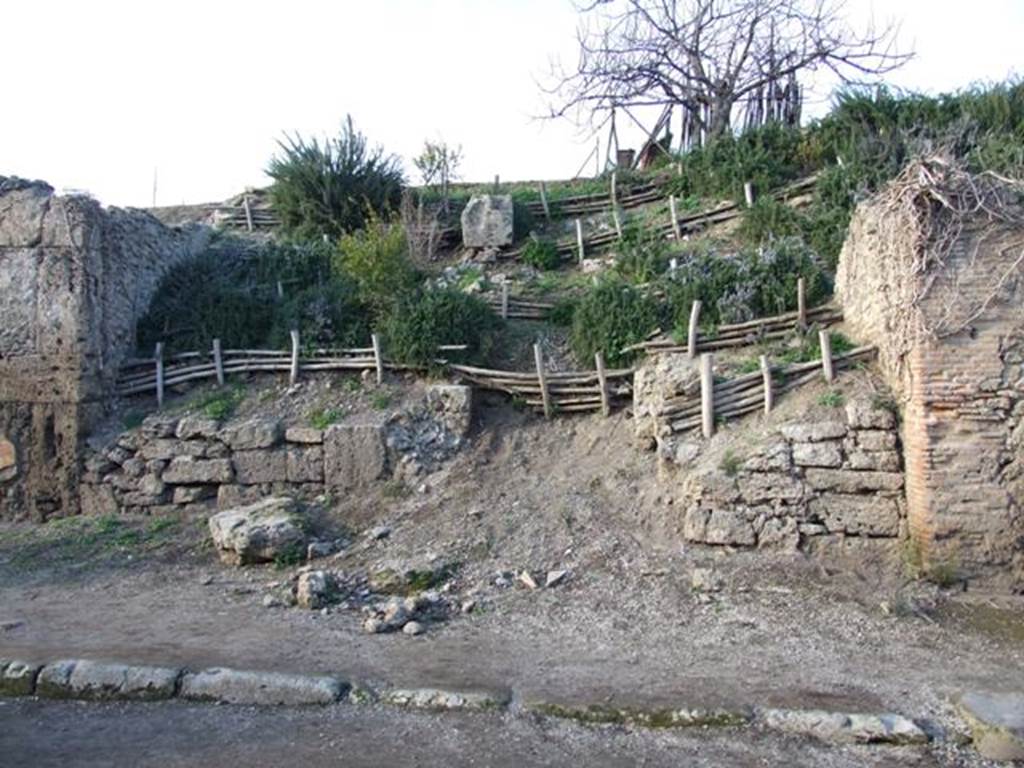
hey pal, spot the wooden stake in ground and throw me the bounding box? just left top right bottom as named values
left=743, top=181, right=755, bottom=208
left=154, top=342, right=165, bottom=408
left=212, top=338, right=225, bottom=387
left=276, top=280, right=284, bottom=300
left=819, top=330, right=834, bottom=382
left=669, top=195, right=682, bottom=240
left=687, top=300, right=702, bottom=359
left=760, top=355, right=773, bottom=414
left=575, top=219, right=585, bottom=263
left=534, top=343, right=552, bottom=419
left=243, top=195, right=253, bottom=232
left=797, top=277, right=807, bottom=329
left=612, top=207, right=623, bottom=240
left=371, top=333, right=384, bottom=385
left=595, top=352, right=610, bottom=417
left=289, top=330, right=300, bottom=386
left=538, top=182, right=551, bottom=220
left=610, top=171, right=618, bottom=208
left=493, top=174, right=500, bottom=194
left=500, top=283, right=509, bottom=320
left=700, top=353, right=714, bottom=438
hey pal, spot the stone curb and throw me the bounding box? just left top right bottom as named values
left=0, top=657, right=934, bottom=750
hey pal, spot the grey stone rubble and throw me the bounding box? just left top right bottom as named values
left=362, top=593, right=452, bottom=636
left=208, top=497, right=307, bottom=566
left=955, top=690, right=1024, bottom=761
left=79, top=384, right=473, bottom=517
left=384, top=687, right=511, bottom=711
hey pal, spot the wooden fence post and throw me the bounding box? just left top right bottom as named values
left=538, top=182, right=551, bottom=220
left=819, top=330, right=834, bottom=382
left=276, top=280, right=284, bottom=300
left=743, top=181, right=755, bottom=208
left=154, top=342, right=165, bottom=408
left=700, top=353, right=714, bottom=439
left=534, top=343, right=552, bottom=419
left=612, top=207, right=623, bottom=240
left=595, top=352, right=610, bottom=417
left=500, top=283, right=509, bottom=320
left=610, top=171, right=618, bottom=208
left=575, top=219, right=585, bottom=264
left=289, top=329, right=300, bottom=386
left=687, top=300, right=702, bottom=359
left=760, top=355, right=773, bottom=414
left=372, top=333, right=384, bottom=385
left=493, top=174, right=500, bottom=194
left=797, top=277, right=807, bottom=329
left=212, top=338, right=225, bottom=387
left=243, top=195, right=253, bottom=232
left=669, top=195, right=682, bottom=240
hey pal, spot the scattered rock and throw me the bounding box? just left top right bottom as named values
left=460, top=599, right=477, bottom=615
left=208, top=496, right=307, bottom=566
left=368, top=525, right=392, bottom=541
left=403, top=621, right=425, bottom=636
left=262, top=594, right=282, bottom=608
left=545, top=570, right=569, bottom=588
left=385, top=687, right=511, bottom=711
left=956, top=691, right=1024, bottom=761
left=306, top=540, right=335, bottom=561
left=519, top=571, right=539, bottom=590
left=296, top=570, right=335, bottom=610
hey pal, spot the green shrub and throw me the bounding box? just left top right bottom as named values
left=196, top=384, right=246, bottom=421
left=269, top=280, right=370, bottom=351
left=267, top=115, right=404, bottom=240
left=570, top=279, right=661, bottom=367
left=661, top=238, right=831, bottom=333
left=737, top=197, right=804, bottom=245
left=613, top=222, right=671, bottom=283
left=335, top=218, right=420, bottom=313
left=308, top=407, right=343, bottom=430
left=521, top=238, right=561, bottom=271
left=380, top=288, right=501, bottom=367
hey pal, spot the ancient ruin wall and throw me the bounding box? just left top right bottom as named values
left=837, top=178, right=1024, bottom=589
left=0, top=177, right=207, bottom=520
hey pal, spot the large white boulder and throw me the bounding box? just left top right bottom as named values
left=208, top=496, right=307, bottom=565
left=461, top=195, right=513, bottom=248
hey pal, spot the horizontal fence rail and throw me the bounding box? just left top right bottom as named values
left=483, top=287, right=556, bottom=321
left=659, top=344, right=877, bottom=436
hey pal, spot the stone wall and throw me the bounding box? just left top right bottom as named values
left=0, top=177, right=207, bottom=520
left=666, top=397, right=904, bottom=553
left=838, top=185, right=1024, bottom=589
left=79, top=385, right=473, bottom=516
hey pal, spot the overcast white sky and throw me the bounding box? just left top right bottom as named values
left=3, top=0, right=1021, bottom=208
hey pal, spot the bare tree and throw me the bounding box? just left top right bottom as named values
left=545, top=0, right=911, bottom=150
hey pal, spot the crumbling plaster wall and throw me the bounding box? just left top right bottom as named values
left=0, top=177, right=207, bottom=520
left=837, top=196, right=1024, bottom=589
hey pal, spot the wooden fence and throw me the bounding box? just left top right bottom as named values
left=658, top=341, right=877, bottom=436
left=624, top=294, right=842, bottom=358
left=116, top=337, right=629, bottom=418
left=449, top=347, right=632, bottom=417
left=506, top=175, right=817, bottom=263
left=483, top=285, right=555, bottom=320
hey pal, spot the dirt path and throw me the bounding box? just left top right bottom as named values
left=0, top=698, right=940, bottom=768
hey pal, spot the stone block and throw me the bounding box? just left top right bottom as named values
left=845, top=397, right=896, bottom=430
left=208, top=496, right=306, bottom=565
left=0, top=183, right=51, bottom=247
left=287, top=447, right=324, bottom=483
left=424, top=385, right=474, bottom=438
left=810, top=494, right=900, bottom=536
left=742, top=441, right=791, bottom=473
left=793, top=441, right=843, bottom=468
left=324, top=422, right=388, bottom=490
left=285, top=426, right=323, bottom=445
left=180, top=667, right=346, bottom=706
left=79, top=484, right=119, bottom=516
left=702, top=508, right=756, bottom=546
left=138, top=439, right=206, bottom=462
left=43, top=660, right=181, bottom=702
left=856, top=430, right=897, bottom=451
left=460, top=195, right=513, bottom=248
left=217, top=484, right=264, bottom=510
left=736, top=472, right=804, bottom=504
left=140, top=414, right=178, bottom=440
left=233, top=450, right=288, bottom=485
left=781, top=422, right=847, bottom=442
left=956, top=690, right=1024, bottom=762
left=162, top=456, right=234, bottom=485
left=221, top=418, right=282, bottom=451
left=758, top=517, right=799, bottom=550
left=35, top=660, right=77, bottom=698
left=804, top=469, right=903, bottom=494
left=176, top=415, right=221, bottom=440
left=846, top=450, right=900, bottom=472
left=172, top=485, right=216, bottom=505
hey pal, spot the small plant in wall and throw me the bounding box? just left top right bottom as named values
left=720, top=449, right=742, bottom=477
left=818, top=389, right=844, bottom=408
